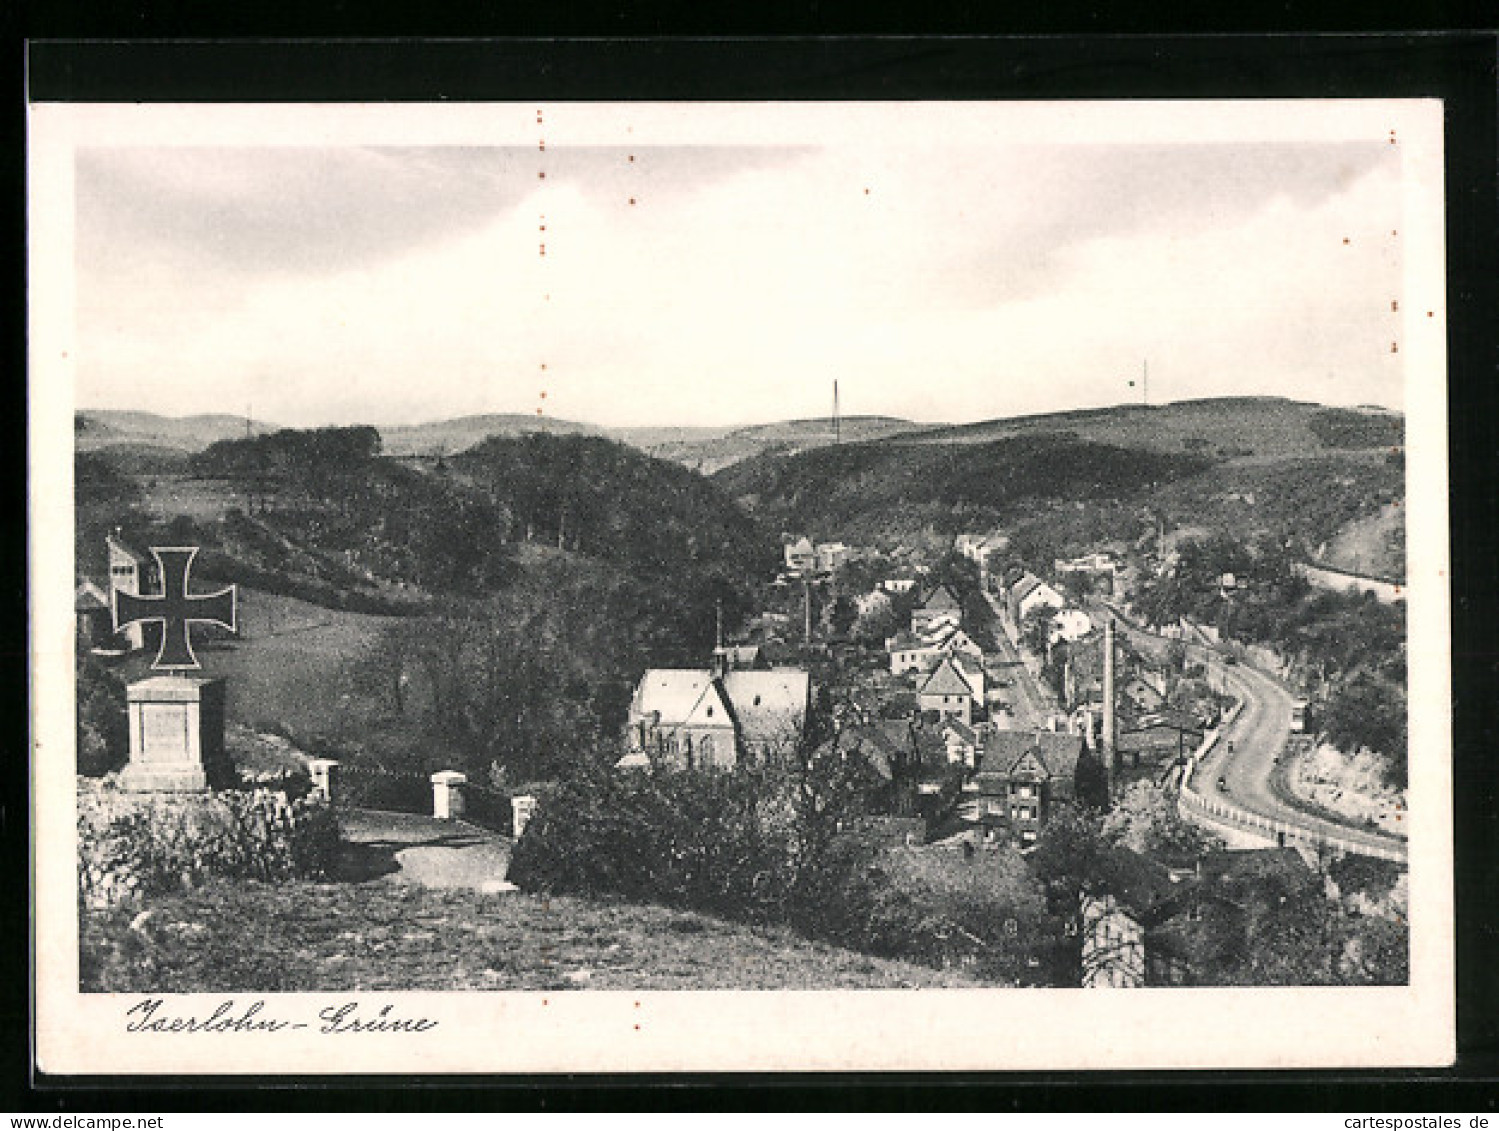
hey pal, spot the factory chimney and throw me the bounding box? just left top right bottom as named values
left=1102, top=616, right=1117, bottom=797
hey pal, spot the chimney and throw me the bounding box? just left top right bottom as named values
left=1102, top=617, right=1117, bottom=797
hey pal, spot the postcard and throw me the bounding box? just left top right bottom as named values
left=30, top=97, right=1453, bottom=1074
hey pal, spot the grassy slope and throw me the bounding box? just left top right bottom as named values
left=81, top=879, right=985, bottom=992
left=108, top=587, right=394, bottom=746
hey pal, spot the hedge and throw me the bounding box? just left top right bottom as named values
left=77, top=778, right=339, bottom=909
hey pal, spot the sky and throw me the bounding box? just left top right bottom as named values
left=72, top=135, right=1406, bottom=430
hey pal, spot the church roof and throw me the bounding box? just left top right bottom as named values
left=722, top=669, right=811, bottom=749
left=630, top=670, right=732, bottom=730
left=919, top=656, right=974, bottom=698
left=632, top=667, right=810, bottom=754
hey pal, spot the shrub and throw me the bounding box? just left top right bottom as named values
left=508, top=755, right=1054, bottom=983
left=509, top=751, right=878, bottom=926
left=76, top=655, right=129, bottom=777
left=77, top=779, right=339, bottom=908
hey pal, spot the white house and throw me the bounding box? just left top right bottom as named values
left=1050, top=607, right=1093, bottom=644
left=815, top=542, right=851, bottom=572
left=1007, top=573, right=1065, bottom=625
left=886, top=619, right=984, bottom=676
left=917, top=655, right=981, bottom=725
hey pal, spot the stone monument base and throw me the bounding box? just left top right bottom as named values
left=119, top=675, right=231, bottom=793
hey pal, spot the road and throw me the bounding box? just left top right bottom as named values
left=981, top=590, right=1055, bottom=730
left=1104, top=605, right=1407, bottom=859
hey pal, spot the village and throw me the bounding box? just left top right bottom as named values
left=77, top=495, right=1410, bottom=989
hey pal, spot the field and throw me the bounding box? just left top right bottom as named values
left=113, top=587, right=397, bottom=743
left=80, top=879, right=986, bottom=992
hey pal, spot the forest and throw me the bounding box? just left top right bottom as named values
left=714, top=432, right=1216, bottom=544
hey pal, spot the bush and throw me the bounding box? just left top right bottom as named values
left=76, top=655, right=129, bottom=777
left=508, top=755, right=1054, bottom=983
left=77, top=779, right=339, bottom=908
left=509, top=751, right=880, bottom=924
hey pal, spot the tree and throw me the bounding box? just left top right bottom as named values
left=76, top=654, right=128, bottom=776
left=1020, top=604, right=1054, bottom=659
left=1319, top=673, right=1407, bottom=786
left=1102, top=781, right=1221, bottom=865
left=825, top=594, right=857, bottom=639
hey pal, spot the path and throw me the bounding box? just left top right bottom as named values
left=335, top=808, right=516, bottom=893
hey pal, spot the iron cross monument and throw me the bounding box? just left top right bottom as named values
left=111, top=546, right=237, bottom=792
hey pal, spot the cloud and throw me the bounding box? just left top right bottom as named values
left=73, top=140, right=1406, bottom=428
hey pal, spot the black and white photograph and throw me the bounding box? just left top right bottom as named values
left=30, top=97, right=1453, bottom=1074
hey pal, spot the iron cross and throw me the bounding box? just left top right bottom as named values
left=112, top=546, right=237, bottom=670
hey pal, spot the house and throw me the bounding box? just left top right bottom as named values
left=815, top=542, right=851, bottom=573
left=1079, top=848, right=1178, bottom=988
left=955, top=532, right=1008, bottom=569
left=911, top=582, right=963, bottom=633
left=106, top=532, right=156, bottom=651
left=75, top=579, right=112, bottom=649
left=887, top=620, right=985, bottom=678
left=1116, top=708, right=1204, bottom=769
left=711, top=643, right=768, bottom=672
left=1054, top=552, right=1118, bottom=596
left=882, top=578, right=917, bottom=594
left=783, top=537, right=816, bottom=574
left=854, top=589, right=893, bottom=619
left=622, top=667, right=811, bottom=770
left=1050, top=607, right=1093, bottom=643
left=917, top=655, right=982, bottom=725
left=1007, top=573, right=1065, bottom=626
left=1120, top=675, right=1166, bottom=714
left=941, top=718, right=982, bottom=768
left=831, top=718, right=917, bottom=783
left=971, top=729, right=1106, bottom=845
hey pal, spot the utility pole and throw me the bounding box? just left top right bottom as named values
left=803, top=576, right=813, bottom=653
left=1142, top=360, right=1148, bottom=407
left=833, top=379, right=841, bottom=445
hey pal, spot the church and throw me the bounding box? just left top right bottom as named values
left=619, top=663, right=811, bottom=770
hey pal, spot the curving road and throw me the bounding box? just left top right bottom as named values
left=1105, top=606, right=1407, bottom=859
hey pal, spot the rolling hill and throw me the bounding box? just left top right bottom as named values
left=898, top=397, right=1402, bottom=462
left=709, top=397, right=1406, bottom=561
left=715, top=431, right=1216, bottom=544
left=77, top=408, right=941, bottom=474
left=380, top=413, right=610, bottom=456
left=636, top=415, right=938, bottom=473
left=76, top=410, right=278, bottom=451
